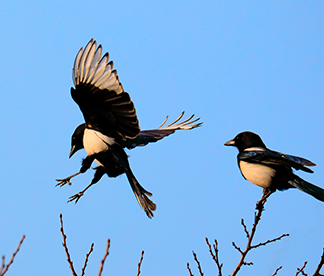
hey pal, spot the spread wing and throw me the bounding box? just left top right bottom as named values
left=238, top=148, right=316, bottom=173
left=71, top=39, right=140, bottom=141
left=121, top=112, right=202, bottom=149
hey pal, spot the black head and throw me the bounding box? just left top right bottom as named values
left=69, top=123, right=86, bottom=158
left=224, top=131, right=266, bottom=152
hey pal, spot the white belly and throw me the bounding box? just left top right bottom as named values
left=83, top=128, right=115, bottom=156
left=239, top=161, right=276, bottom=188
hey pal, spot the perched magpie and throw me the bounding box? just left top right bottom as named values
left=224, top=131, right=324, bottom=206
left=56, top=39, right=202, bottom=218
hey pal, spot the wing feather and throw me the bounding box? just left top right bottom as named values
left=86, top=45, right=102, bottom=82
left=71, top=39, right=140, bottom=141
left=238, top=149, right=315, bottom=173
left=121, top=112, right=202, bottom=149
left=81, top=40, right=97, bottom=82
left=73, top=47, right=83, bottom=86
left=90, top=53, right=109, bottom=85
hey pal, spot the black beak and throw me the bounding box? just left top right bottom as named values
left=69, top=145, right=77, bottom=158
left=224, top=139, right=235, bottom=146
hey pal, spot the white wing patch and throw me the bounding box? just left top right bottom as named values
left=72, top=39, right=124, bottom=94
left=244, top=147, right=265, bottom=152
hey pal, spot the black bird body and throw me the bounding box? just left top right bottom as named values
left=57, top=39, right=202, bottom=218
left=225, top=131, right=324, bottom=203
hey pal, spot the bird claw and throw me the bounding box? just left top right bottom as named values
left=67, top=191, right=84, bottom=203
left=55, top=177, right=73, bottom=187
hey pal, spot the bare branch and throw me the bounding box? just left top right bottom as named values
left=205, top=238, right=223, bottom=276
left=97, top=239, right=110, bottom=276
left=296, top=261, right=307, bottom=276
left=193, top=250, right=204, bottom=276
left=80, top=243, right=94, bottom=276
left=0, top=235, right=25, bottom=276
left=313, top=248, right=324, bottom=276
left=230, top=193, right=288, bottom=276
left=187, top=262, right=194, bottom=276
left=232, top=242, right=243, bottom=254
left=250, top=234, right=289, bottom=249
left=58, top=216, right=117, bottom=276
left=59, top=214, right=78, bottom=276
left=0, top=256, right=4, bottom=274
left=271, top=266, right=282, bottom=276
left=241, top=219, right=250, bottom=239
left=136, top=250, right=144, bottom=276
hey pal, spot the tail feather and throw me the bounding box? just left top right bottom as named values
left=109, top=143, right=156, bottom=218
left=125, top=169, right=156, bottom=218
left=289, top=175, right=324, bottom=202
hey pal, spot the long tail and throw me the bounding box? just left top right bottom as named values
left=125, top=168, right=157, bottom=218
left=288, top=175, right=324, bottom=202
left=109, top=144, right=156, bottom=218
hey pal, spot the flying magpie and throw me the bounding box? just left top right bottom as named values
left=56, top=39, right=202, bottom=218
left=224, top=131, right=324, bottom=206
left=58, top=112, right=201, bottom=205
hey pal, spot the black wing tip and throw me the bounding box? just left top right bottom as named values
left=305, top=161, right=316, bottom=167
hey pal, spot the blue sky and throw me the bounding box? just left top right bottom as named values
left=1, top=0, right=324, bottom=275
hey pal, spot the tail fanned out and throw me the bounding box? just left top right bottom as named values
left=289, top=175, right=324, bottom=202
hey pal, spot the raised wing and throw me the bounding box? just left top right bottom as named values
left=238, top=148, right=316, bottom=173
left=121, top=112, right=202, bottom=149
left=71, top=39, right=140, bottom=141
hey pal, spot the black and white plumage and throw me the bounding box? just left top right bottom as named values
left=224, top=131, right=324, bottom=205
left=57, top=39, right=202, bottom=218
left=68, top=111, right=202, bottom=157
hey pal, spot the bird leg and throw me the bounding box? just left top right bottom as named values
left=256, top=188, right=273, bottom=210
left=56, top=155, right=96, bottom=187
left=56, top=171, right=81, bottom=187
left=80, top=155, right=96, bottom=173
left=67, top=166, right=106, bottom=203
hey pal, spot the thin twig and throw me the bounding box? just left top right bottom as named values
left=80, top=243, right=94, bottom=276
left=0, top=235, right=25, bottom=276
left=241, top=219, right=250, bottom=239
left=231, top=194, right=288, bottom=276
left=136, top=250, right=144, bottom=276
left=205, top=238, right=223, bottom=276
left=232, top=242, right=243, bottom=254
left=250, top=233, right=289, bottom=249
left=313, top=248, right=324, bottom=276
left=193, top=251, right=204, bottom=276
left=97, top=239, right=110, bottom=276
left=231, top=198, right=264, bottom=274
left=0, top=256, right=5, bottom=274
left=271, top=266, right=282, bottom=276
left=187, top=262, right=194, bottom=276
left=59, top=214, right=78, bottom=276
left=296, top=261, right=307, bottom=276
